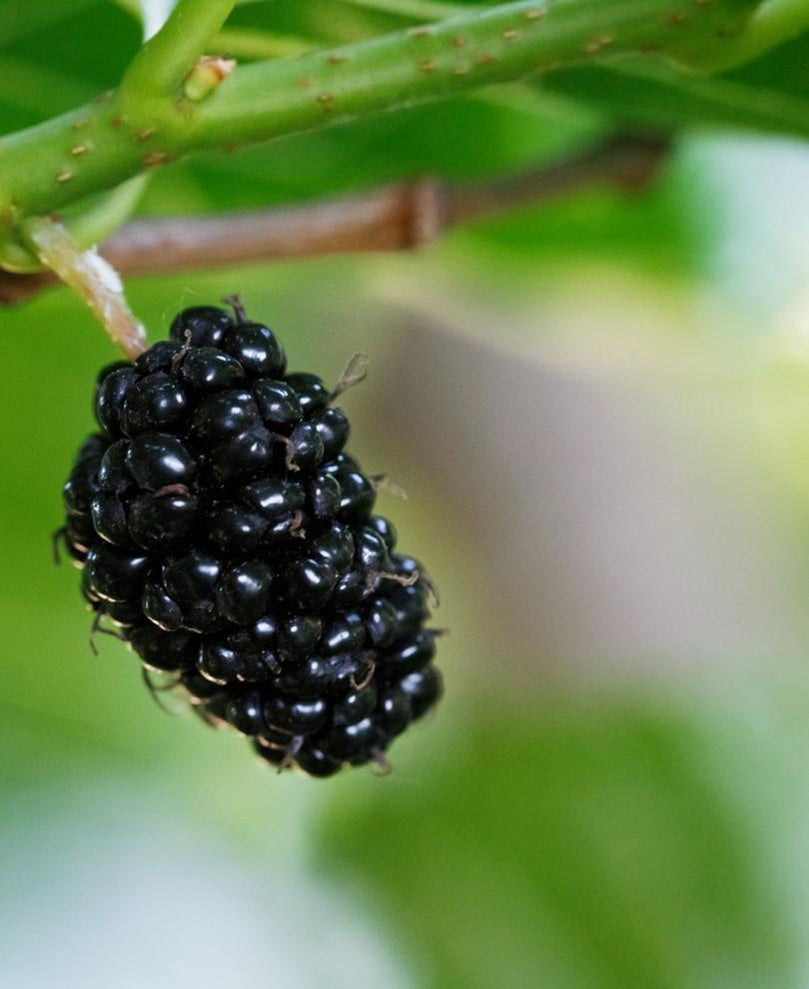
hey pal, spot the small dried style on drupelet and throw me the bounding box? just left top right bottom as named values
left=59, top=301, right=442, bottom=777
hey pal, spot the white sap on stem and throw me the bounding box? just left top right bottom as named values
left=25, top=217, right=147, bottom=359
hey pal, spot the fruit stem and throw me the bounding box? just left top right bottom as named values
left=22, top=217, right=147, bottom=358
left=222, top=293, right=248, bottom=323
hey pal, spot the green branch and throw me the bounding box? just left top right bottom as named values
left=0, top=0, right=766, bottom=271
left=188, top=0, right=759, bottom=148
left=120, top=0, right=236, bottom=101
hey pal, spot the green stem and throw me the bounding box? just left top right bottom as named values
left=189, top=0, right=760, bottom=146
left=120, top=0, right=236, bottom=101
left=0, top=0, right=764, bottom=269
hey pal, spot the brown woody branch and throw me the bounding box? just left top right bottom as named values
left=0, top=134, right=668, bottom=305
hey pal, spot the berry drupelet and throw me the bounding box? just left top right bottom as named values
left=60, top=304, right=442, bottom=777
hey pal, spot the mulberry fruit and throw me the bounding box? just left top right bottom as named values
left=59, top=303, right=442, bottom=777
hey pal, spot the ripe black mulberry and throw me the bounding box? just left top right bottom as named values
left=59, top=303, right=442, bottom=777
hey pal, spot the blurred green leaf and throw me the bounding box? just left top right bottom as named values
left=138, top=89, right=602, bottom=215
left=338, top=0, right=468, bottom=17
left=226, top=0, right=401, bottom=43
left=0, top=0, right=99, bottom=47
left=0, top=2, right=138, bottom=129
left=544, top=50, right=809, bottom=140
left=320, top=701, right=799, bottom=989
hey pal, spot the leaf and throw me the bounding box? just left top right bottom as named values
left=319, top=700, right=802, bottom=988
left=139, top=89, right=602, bottom=214
left=0, top=55, right=97, bottom=117
left=337, top=0, right=469, bottom=18
left=543, top=54, right=809, bottom=140
left=226, top=0, right=400, bottom=44
left=0, top=0, right=98, bottom=47
left=521, top=9, right=809, bottom=139
left=0, top=3, right=138, bottom=128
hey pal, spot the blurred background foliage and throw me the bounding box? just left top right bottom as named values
left=3, top=2, right=809, bottom=987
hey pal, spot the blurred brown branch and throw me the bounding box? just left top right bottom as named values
left=0, top=134, right=669, bottom=305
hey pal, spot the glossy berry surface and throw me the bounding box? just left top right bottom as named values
left=60, top=303, right=442, bottom=778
